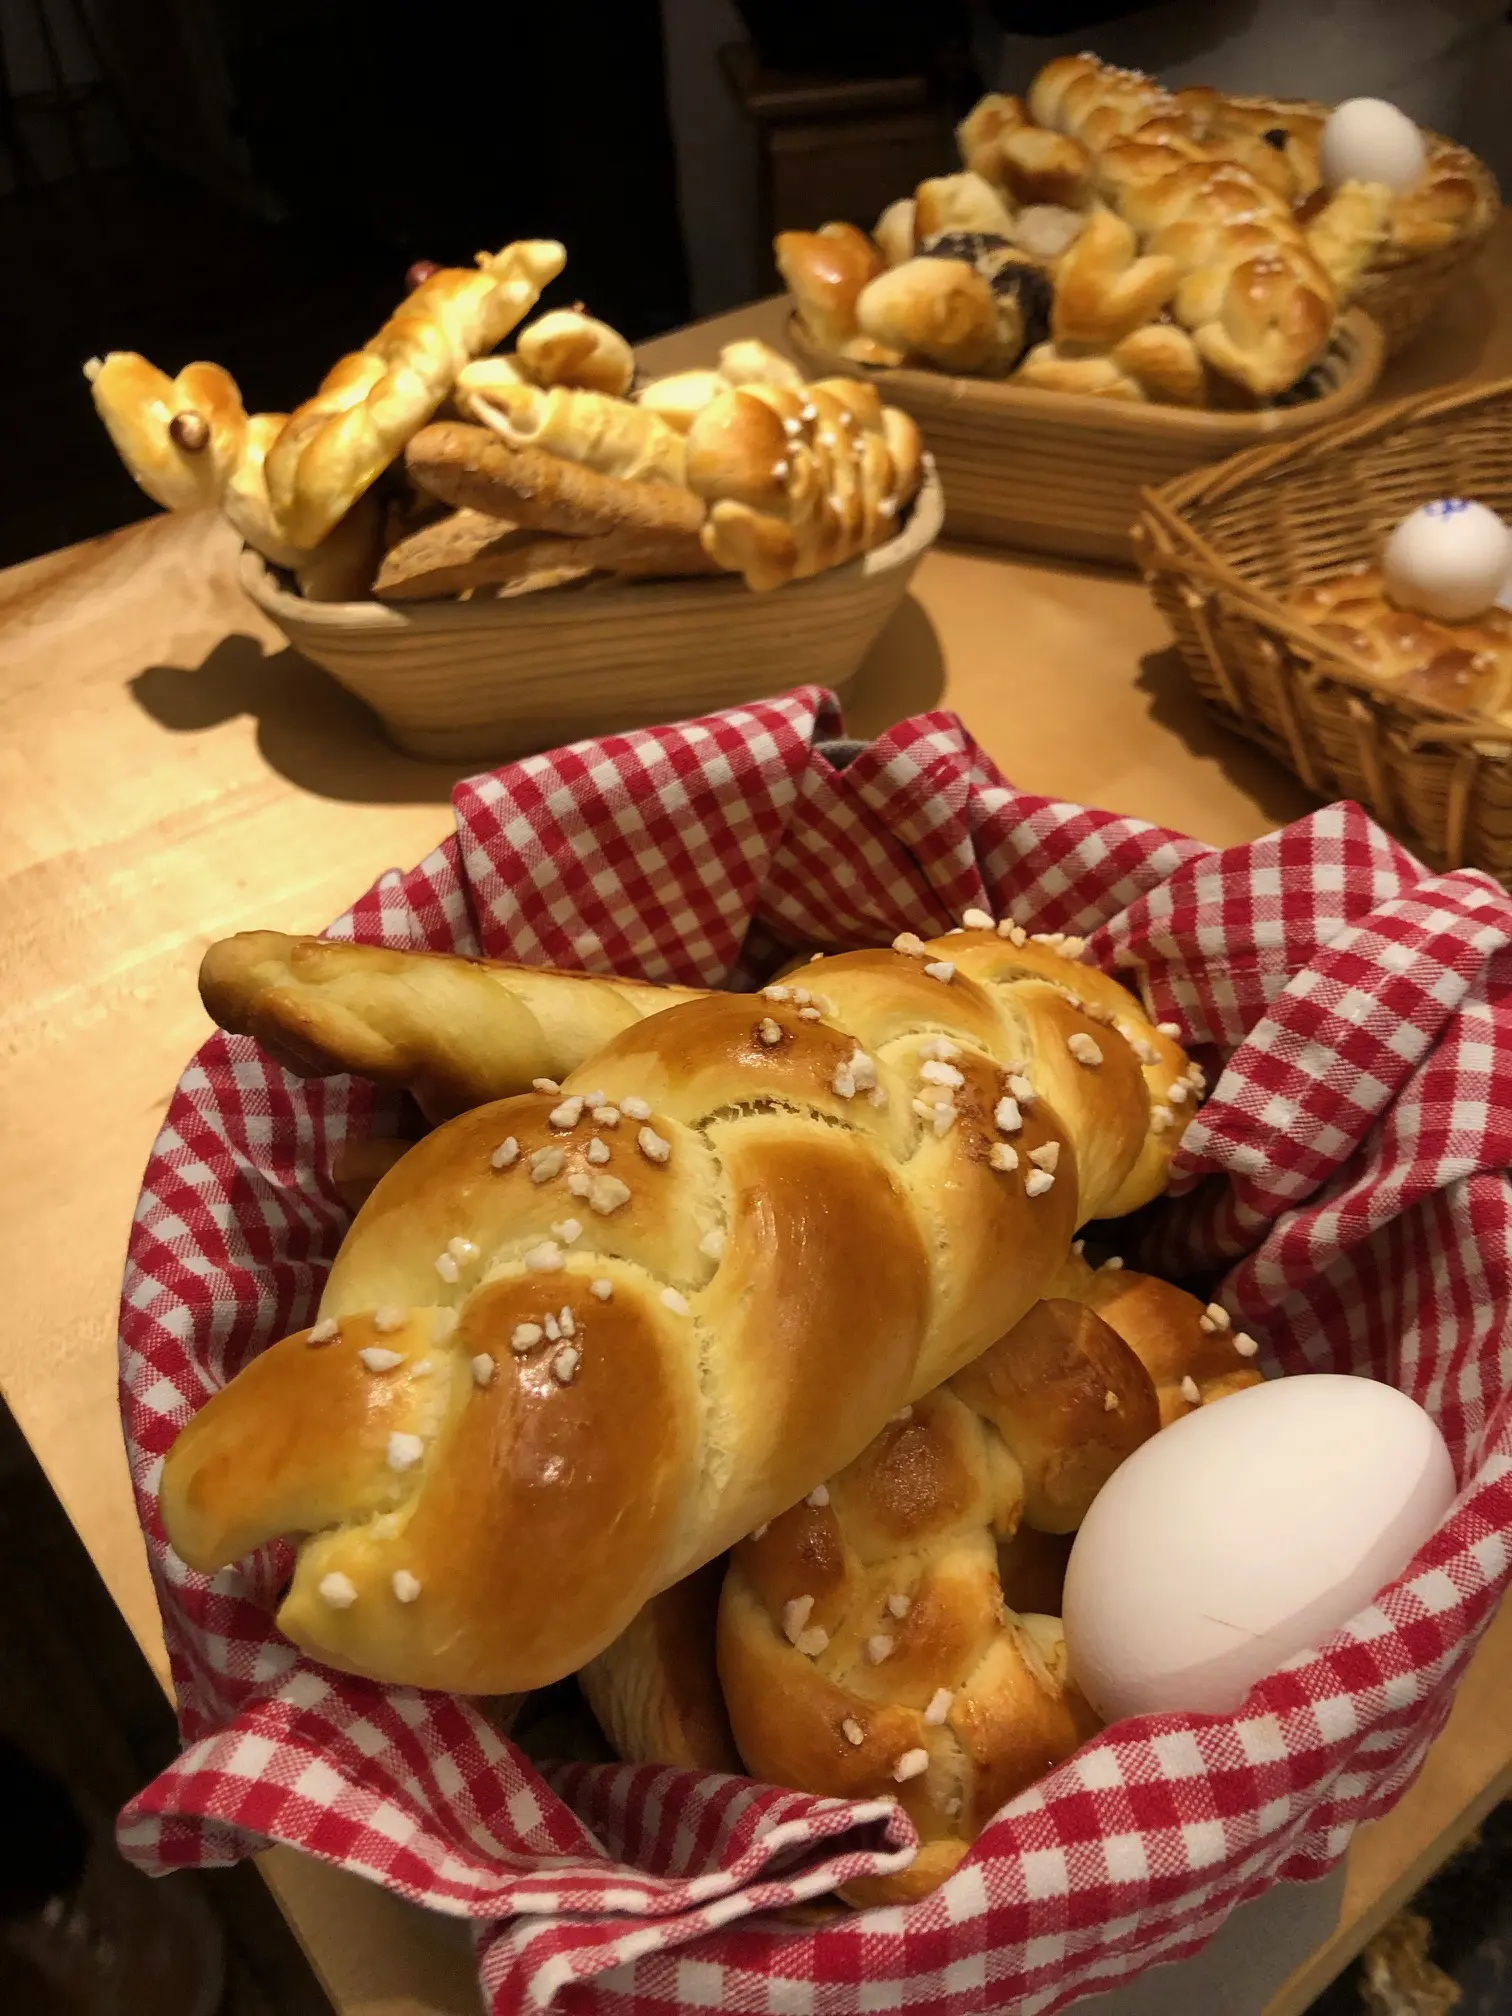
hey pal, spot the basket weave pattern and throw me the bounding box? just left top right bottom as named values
left=1137, top=377, right=1512, bottom=882
left=790, top=314, right=1383, bottom=564
left=242, top=465, right=943, bottom=764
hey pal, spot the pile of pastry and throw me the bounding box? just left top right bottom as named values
left=84, top=244, right=924, bottom=602
left=782, top=50, right=1487, bottom=405
left=161, top=913, right=1262, bottom=1905
left=1287, top=497, right=1512, bottom=723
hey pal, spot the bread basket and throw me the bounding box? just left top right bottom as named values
left=1135, top=375, right=1512, bottom=885
left=239, top=461, right=943, bottom=763
left=789, top=312, right=1383, bottom=565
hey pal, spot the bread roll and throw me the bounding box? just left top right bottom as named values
left=856, top=258, right=1016, bottom=375
left=515, top=309, right=635, bottom=397
left=163, top=925, right=1198, bottom=1693
left=775, top=223, right=899, bottom=365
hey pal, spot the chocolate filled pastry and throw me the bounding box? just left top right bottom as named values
left=918, top=233, right=1054, bottom=361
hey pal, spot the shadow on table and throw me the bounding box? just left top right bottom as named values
left=1136, top=644, right=1322, bottom=831
left=840, top=593, right=948, bottom=740
left=129, top=634, right=465, bottom=805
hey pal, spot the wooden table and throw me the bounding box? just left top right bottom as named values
left=7, top=223, right=1512, bottom=2015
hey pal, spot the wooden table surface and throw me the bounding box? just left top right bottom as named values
left=6, top=223, right=1512, bottom=2015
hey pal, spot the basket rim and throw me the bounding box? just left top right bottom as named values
left=1135, top=383, right=1512, bottom=763
left=1146, top=373, right=1512, bottom=518
left=786, top=309, right=1384, bottom=442
left=242, top=457, right=944, bottom=634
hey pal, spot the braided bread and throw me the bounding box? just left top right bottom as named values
left=687, top=378, right=924, bottom=592
left=163, top=920, right=1197, bottom=1693
left=1286, top=566, right=1512, bottom=726
left=263, top=242, right=564, bottom=548
left=584, top=1257, right=1260, bottom=1903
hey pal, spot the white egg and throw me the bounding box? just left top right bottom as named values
left=1319, top=98, right=1427, bottom=192
left=1383, top=498, right=1512, bottom=622
left=1062, top=1375, right=1455, bottom=1723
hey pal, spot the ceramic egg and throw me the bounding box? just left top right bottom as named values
left=1062, top=1374, right=1455, bottom=1722
left=1319, top=98, right=1427, bottom=192
left=1383, top=498, right=1512, bottom=622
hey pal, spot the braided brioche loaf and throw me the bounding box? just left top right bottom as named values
left=583, top=1256, right=1262, bottom=1904
left=163, top=922, right=1198, bottom=1693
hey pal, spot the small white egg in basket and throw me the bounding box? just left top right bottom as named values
left=1062, top=1374, right=1455, bottom=1723
left=1319, top=98, right=1427, bottom=192
left=1383, top=497, right=1512, bottom=622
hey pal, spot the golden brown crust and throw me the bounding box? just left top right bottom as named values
left=167, top=924, right=1196, bottom=1693
left=580, top=1561, right=741, bottom=1773
left=1287, top=568, right=1512, bottom=725
left=264, top=242, right=565, bottom=547
left=1049, top=209, right=1178, bottom=348
left=198, top=930, right=704, bottom=1120
left=515, top=309, right=635, bottom=397
left=856, top=259, right=1013, bottom=375
left=912, top=171, right=1017, bottom=245
left=457, top=376, right=688, bottom=484
left=775, top=224, right=899, bottom=366
left=405, top=421, right=708, bottom=542
left=714, top=1257, right=1259, bottom=1903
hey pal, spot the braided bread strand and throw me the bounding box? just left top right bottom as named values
left=161, top=922, right=1197, bottom=1693
left=719, top=1256, right=1262, bottom=1905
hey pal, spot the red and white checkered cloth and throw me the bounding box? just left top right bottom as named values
left=117, top=688, right=1512, bottom=2016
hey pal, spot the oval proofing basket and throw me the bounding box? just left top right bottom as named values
left=241, top=462, right=943, bottom=764
left=789, top=312, right=1382, bottom=566
left=1135, top=376, right=1512, bottom=885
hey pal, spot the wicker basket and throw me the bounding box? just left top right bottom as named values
left=789, top=311, right=1383, bottom=565
left=1135, top=376, right=1512, bottom=884
left=240, top=463, right=942, bottom=763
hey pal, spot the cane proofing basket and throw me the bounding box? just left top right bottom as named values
left=239, top=461, right=942, bottom=764
left=1136, top=376, right=1512, bottom=887
left=789, top=312, right=1383, bottom=564
left=117, top=692, right=1512, bottom=2016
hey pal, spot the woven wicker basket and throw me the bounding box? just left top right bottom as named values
left=1135, top=377, right=1512, bottom=884
left=240, top=462, right=943, bottom=764
left=789, top=311, right=1383, bottom=565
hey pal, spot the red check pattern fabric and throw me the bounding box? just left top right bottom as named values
left=117, top=688, right=1512, bottom=2016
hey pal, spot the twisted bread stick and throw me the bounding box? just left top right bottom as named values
left=199, top=930, right=704, bottom=1122
left=164, top=921, right=1197, bottom=1692
left=264, top=242, right=565, bottom=548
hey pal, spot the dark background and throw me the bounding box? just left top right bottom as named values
left=7, top=3, right=1512, bottom=2009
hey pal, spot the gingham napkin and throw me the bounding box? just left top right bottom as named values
left=117, top=689, right=1512, bottom=2016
